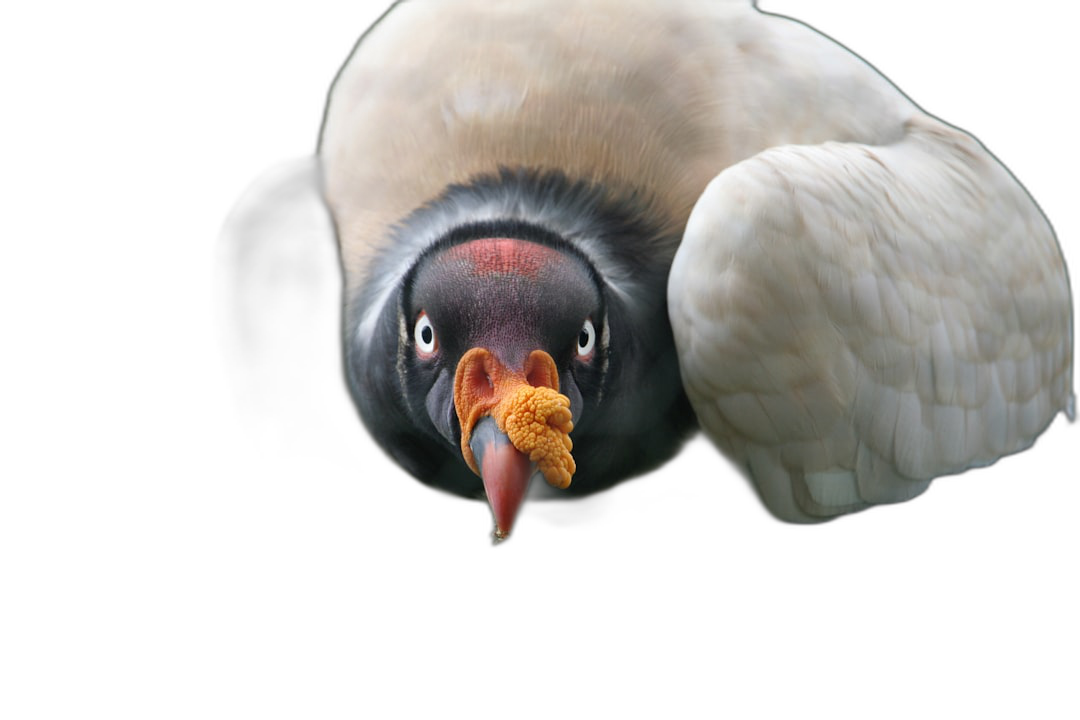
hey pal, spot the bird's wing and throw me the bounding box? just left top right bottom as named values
left=668, top=114, right=1074, bottom=522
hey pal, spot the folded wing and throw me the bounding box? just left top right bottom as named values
left=669, top=115, right=1074, bottom=521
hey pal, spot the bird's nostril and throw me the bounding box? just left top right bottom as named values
left=467, top=360, right=495, bottom=399
left=524, top=350, right=559, bottom=391
left=526, top=366, right=548, bottom=389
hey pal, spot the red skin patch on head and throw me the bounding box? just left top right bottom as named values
left=446, top=238, right=563, bottom=279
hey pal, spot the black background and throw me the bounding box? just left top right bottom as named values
left=190, top=4, right=1075, bottom=608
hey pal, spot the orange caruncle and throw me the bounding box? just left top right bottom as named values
left=493, top=384, right=575, bottom=489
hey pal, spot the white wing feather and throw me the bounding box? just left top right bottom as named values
left=669, top=115, right=1073, bottom=521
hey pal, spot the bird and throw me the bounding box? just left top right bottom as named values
left=227, top=0, right=1074, bottom=540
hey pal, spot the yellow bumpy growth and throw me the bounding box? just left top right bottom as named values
left=493, top=385, right=576, bottom=489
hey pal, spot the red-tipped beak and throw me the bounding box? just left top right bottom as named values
left=454, top=347, right=566, bottom=541
left=469, top=416, right=537, bottom=540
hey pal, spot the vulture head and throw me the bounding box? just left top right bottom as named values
left=344, top=170, right=696, bottom=540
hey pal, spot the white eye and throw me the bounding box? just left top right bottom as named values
left=576, top=318, right=596, bottom=358
left=414, top=312, right=437, bottom=356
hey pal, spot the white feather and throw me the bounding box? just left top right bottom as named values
left=670, top=112, right=1073, bottom=521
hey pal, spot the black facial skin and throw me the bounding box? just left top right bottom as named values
left=405, top=229, right=601, bottom=441
left=344, top=169, right=697, bottom=499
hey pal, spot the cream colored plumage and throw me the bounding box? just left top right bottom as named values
left=308, top=0, right=1074, bottom=523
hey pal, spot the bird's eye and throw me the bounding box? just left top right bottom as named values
left=576, top=318, right=596, bottom=359
left=414, top=312, right=438, bottom=357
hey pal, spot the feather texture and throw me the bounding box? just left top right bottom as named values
left=669, top=115, right=1073, bottom=521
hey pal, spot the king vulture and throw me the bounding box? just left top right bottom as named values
left=234, top=0, right=1075, bottom=540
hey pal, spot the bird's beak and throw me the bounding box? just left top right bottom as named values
left=454, top=347, right=575, bottom=540
left=468, top=416, right=540, bottom=540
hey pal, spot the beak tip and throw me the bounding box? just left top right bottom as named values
left=470, top=417, right=534, bottom=542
